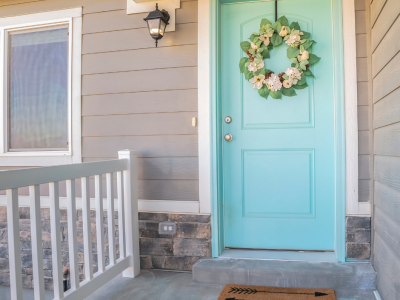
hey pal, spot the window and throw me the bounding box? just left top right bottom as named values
left=0, top=8, right=82, bottom=166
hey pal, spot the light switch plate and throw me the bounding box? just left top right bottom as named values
left=159, top=221, right=176, bottom=235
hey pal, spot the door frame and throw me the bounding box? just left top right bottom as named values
left=205, top=0, right=347, bottom=262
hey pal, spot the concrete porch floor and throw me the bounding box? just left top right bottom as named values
left=0, top=269, right=376, bottom=300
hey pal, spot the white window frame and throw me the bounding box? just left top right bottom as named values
left=0, top=8, right=82, bottom=166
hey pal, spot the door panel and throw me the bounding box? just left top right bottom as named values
left=222, top=0, right=335, bottom=250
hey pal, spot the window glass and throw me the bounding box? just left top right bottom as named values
left=8, top=27, right=69, bottom=151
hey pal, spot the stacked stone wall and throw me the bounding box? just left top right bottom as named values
left=0, top=207, right=211, bottom=290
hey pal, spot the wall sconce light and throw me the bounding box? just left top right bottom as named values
left=144, top=3, right=170, bottom=47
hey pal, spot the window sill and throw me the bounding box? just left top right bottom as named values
left=0, top=152, right=80, bottom=167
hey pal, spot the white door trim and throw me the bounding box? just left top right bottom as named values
left=197, top=0, right=369, bottom=216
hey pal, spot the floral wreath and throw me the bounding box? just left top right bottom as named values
left=239, top=16, right=321, bottom=100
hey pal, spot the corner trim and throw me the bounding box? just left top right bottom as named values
left=342, top=0, right=361, bottom=215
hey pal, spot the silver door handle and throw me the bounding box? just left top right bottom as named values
left=224, top=134, right=233, bottom=142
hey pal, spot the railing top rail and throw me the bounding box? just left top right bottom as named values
left=0, top=159, right=128, bottom=190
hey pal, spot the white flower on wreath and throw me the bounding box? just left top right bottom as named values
left=251, top=42, right=258, bottom=49
left=285, top=67, right=302, bottom=85
left=247, top=60, right=264, bottom=72
left=259, top=33, right=272, bottom=46
left=249, top=74, right=265, bottom=90
left=285, top=30, right=303, bottom=48
left=264, top=73, right=282, bottom=92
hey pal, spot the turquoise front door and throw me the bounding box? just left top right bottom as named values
left=222, top=0, right=336, bottom=250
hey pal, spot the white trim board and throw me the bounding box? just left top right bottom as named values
left=197, top=0, right=369, bottom=216
left=342, top=0, right=361, bottom=215
left=198, top=0, right=211, bottom=214
left=0, top=195, right=201, bottom=214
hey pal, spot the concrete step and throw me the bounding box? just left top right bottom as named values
left=192, top=258, right=377, bottom=291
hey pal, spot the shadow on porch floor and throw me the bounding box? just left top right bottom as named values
left=0, top=269, right=376, bottom=300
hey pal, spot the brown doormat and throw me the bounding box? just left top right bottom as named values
left=218, top=284, right=336, bottom=300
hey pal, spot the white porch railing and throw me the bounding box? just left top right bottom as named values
left=0, top=150, right=140, bottom=300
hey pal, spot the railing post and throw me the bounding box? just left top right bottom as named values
left=118, top=149, right=140, bottom=277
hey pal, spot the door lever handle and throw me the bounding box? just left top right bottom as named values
left=224, top=134, right=233, bottom=142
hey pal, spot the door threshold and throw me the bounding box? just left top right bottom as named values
left=220, top=248, right=337, bottom=262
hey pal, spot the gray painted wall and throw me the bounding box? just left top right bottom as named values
left=0, top=0, right=199, bottom=202
left=368, top=0, right=400, bottom=299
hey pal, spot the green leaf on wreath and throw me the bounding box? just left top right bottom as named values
left=277, top=16, right=289, bottom=27
left=303, top=69, right=315, bottom=78
left=260, top=18, right=272, bottom=27
left=282, top=87, right=297, bottom=97
left=244, top=70, right=255, bottom=81
left=254, top=68, right=266, bottom=76
left=303, top=40, right=315, bottom=50
left=309, top=53, right=321, bottom=65
left=262, top=48, right=270, bottom=59
left=240, top=41, right=251, bottom=52
left=271, top=33, right=283, bottom=46
left=258, top=86, right=270, bottom=99
left=249, top=34, right=258, bottom=42
left=297, top=75, right=307, bottom=85
left=287, top=47, right=300, bottom=59
left=290, top=21, right=300, bottom=30
left=302, top=31, right=310, bottom=39
left=293, top=82, right=309, bottom=90
left=272, top=21, right=282, bottom=33
left=290, top=58, right=298, bottom=64
left=268, top=44, right=274, bottom=51
left=239, top=57, right=249, bottom=73
left=270, top=90, right=282, bottom=99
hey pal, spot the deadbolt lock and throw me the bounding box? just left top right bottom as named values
left=225, top=116, right=232, bottom=124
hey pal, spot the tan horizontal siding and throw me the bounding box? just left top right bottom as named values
left=373, top=51, right=400, bottom=103
left=372, top=0, right=400, bottom=293
left=82, top=89, right=197, bottom=116
left=83, top=112, right=198, bottom=136
left=82, top=135, right=198, bottom=158
left=82, top=23, right=197, bottom=54
left=0, top=0, right=199, bottom=202
left=82, top=44, right=198, bottom=74
left=83, top=157, right=199, bottom=180
left=82, top=1, right=197, bottom=34
left=372, top=14, right=400, bottom=78
left=374, top=87, right=400, bottom=129
left=371, top=0, right=400, bottom=52
left=82, top=67, right=198, bottom=95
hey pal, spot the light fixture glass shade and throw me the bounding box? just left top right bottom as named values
left=148, top=19, right=161, bottom=38
left=159, top=20, right=166, bottom=36
left=143, top=4, right=170, bottom=47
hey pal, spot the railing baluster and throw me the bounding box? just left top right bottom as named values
left=29, top=185, right=45, bottom=300
left=81, top=176, right=93, bottom=280
left=66, top=179, right=79, bottom=290
left=117, top=171, right=125, bottom=259
left=49, top=182, right=64, bottom=299
left=106, top=173, right=116, bottom=266
left=95, top=174, right=105, bottom=273
left=6, top=188, right=23, bottom=300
